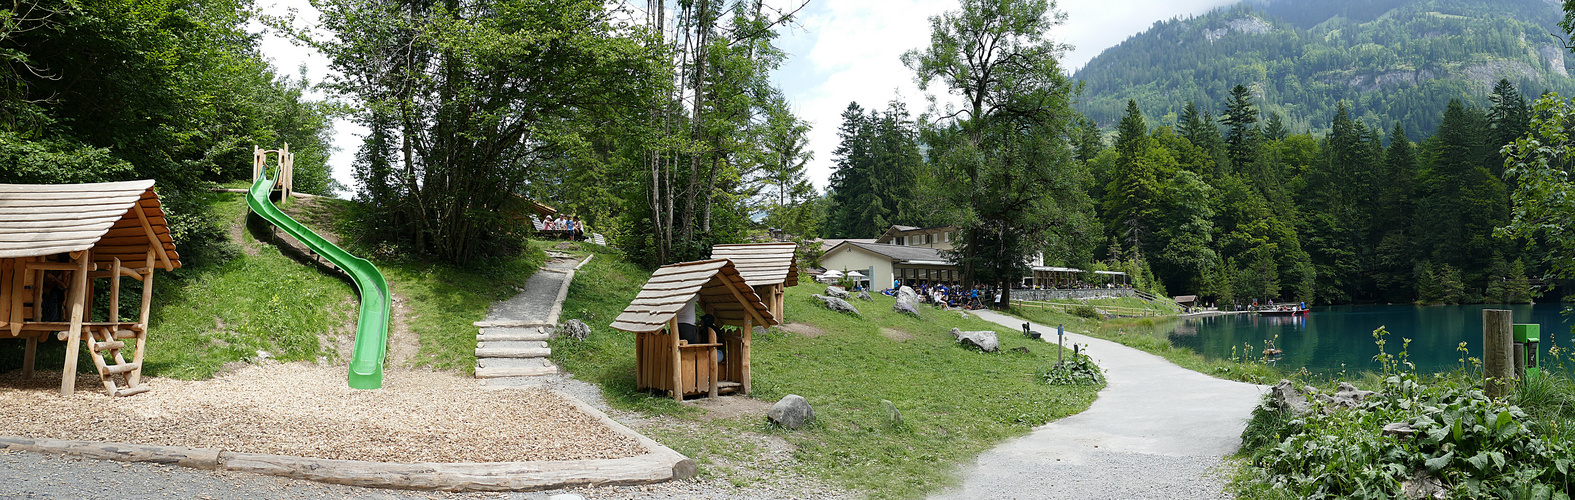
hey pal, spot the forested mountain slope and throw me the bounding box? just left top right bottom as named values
left=1074, top=0, right=1575, bottom=137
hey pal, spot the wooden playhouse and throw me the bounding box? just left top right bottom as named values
left=0, top=180, right=180, bottom=396
left=610, top=259, right=777, bottom=400
left=708, top=242, right=798, bottom=323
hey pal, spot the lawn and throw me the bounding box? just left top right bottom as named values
left=551, top=250, right=1101, bottom=498
left=0, top=190, right=547, bottom=380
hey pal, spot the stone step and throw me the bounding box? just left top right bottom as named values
left=477, top=327, right=550, bottom=342
left=473, top=320, right=549, bottom=328
left=477, top=357, right=553, bottom=369
left=475, top=365, right=558, bottom=378
left=479, top=376, right=557, bottom=388
left=475, top=347, right=551, bottom=358
left=478, top=340, right=547, bottom=350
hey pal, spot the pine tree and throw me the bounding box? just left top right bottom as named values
left=1221, top=84, right=1260, bottom=172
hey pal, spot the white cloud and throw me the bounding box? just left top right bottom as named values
left=771, top=0, right=1238, bottom=192
left=253, top=0, right=1239, bottom=198
left=256, top=0, right=363, bottom=198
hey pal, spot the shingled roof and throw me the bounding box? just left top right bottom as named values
left=830, top=240, right=951, bottom=264
left=609, top=259, right=777, bottom=333
left=709, top=242, right=799, bottom=287
left=0, top=180, right=179, bottom=270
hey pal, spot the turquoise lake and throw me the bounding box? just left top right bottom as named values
left=1159, top=303, right=1575, bottom=376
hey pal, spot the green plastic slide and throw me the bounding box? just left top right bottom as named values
left=247, top=171, right=390, bottom=389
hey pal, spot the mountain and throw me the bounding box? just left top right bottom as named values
left=1072, top=0, right=1575, bottom=138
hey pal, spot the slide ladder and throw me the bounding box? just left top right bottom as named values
left=247, top=146, right=390, bottom=389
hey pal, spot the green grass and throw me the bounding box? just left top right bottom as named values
left=0, top=191, right=547, bottom=380
left=1013, top=294, right=1181, bottom=317
left=1008, top=305, right=1284, bottom=385
left=278, top=195, right=548, bottom=373
left=0, top=190, right=362, bottom=379
left=551, top=251, right=1101, bottom=498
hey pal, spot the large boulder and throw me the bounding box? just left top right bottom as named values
left=896, top=286, right=919, bottom=307
left=825, top=286, right=851, bottom=299
left=556, top=319, right=591, bottom=340
left=1318, top=382, right=1377, bottom=409
left=856, top=291, right=872, bottom=301
left=811, top=294, right=861, bottom=316
left=768, top=394, right=815, bottom=429
left=893, top=300, right=921, bottom=317
left=1270, top=379, right=1311, bottom=415
left=949, top=327, right=999, bottom=352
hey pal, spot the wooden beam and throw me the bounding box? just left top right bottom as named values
left=22, top=335, right=36, bottom=377
left=109, top=258, right=121, bottom=323
left=718, top=276, right=768, bottom=329
left=742, top=315, right=752, bottom=395
left=134, top=204, right=172, bottom=272
left=708, top=318, right=718, bottom=399
left=670, top=317, right=681, bottom=401
left=60, top=251, right=89, bottom=396
left=131, top=250, right=153, bottom=387
left=9, top=257, right=24, bottom=336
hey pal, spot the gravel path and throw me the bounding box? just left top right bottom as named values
left=0, top=364, right=642, bottom=463
left=932, top=309, right=1267, bottom=499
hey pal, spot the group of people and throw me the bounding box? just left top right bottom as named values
left=884, top=280, right=1002, bottom=310
left=539, top=214, right=586, bottom=241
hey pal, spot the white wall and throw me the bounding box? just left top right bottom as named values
left=820, top=246, right=894, bottom=290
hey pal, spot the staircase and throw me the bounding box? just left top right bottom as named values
left=61, top=326, right=150, bottom=397
left=474, top=323, right=558, bottom=384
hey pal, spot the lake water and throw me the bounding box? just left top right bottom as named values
left=1154, top=303, right=1575, bottom=376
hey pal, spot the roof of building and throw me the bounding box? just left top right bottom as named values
left=874, top=224, right=956, bottom=244
left=1031, top=266, right=1084, bottom=273
left=609, top=259, right=777, bottom=333
left=709, top=242, right=799, bottom=287
left=817, top=238, right=875, bottom=251
left=0, top=180, right=180, bottom=269
left=829, top=240, right=953, bottom=265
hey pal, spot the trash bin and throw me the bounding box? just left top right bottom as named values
left=1513, top=323, right=1541, bottom=380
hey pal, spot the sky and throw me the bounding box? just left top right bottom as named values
left=255, top=0, right=1238, bottom=197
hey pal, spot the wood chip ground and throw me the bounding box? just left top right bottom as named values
left=0, top=362, right=643, bottom=463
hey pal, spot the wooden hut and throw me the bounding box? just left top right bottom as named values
left=0, top=180, right=180, bottom=396
left=708, top=242, right=798, bottom=323
left=609, top=259, right=777, bottom=400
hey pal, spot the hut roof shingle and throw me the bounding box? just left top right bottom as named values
left=0, top=180, right=181, bottom=268
left=609, top=259, right=776, bottom=333
left=709, top=242, right=799, bottom=287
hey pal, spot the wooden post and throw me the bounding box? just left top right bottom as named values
left=670, top=318, right=681, bottom=402
left=22, top=336, right=36, bottom=377
left=707, top=320, right=718, bottom=399
left=109, top=258, right=121, bottom=323
left=634, top=331, right=644, bottom=390
left=60, top=251, right=90, bottom=396
left=1483, top=309, right=1514, bottom=399
left=742, top=315, right=752, bottom=395
left=130, top=250, right=154, bottom=387
left=8, top=257, right=22, bottom=336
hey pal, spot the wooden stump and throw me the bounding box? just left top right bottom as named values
left=1483, top=309, right=1514, bottom=399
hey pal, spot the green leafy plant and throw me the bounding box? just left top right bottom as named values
left=1044, top=351, right=1105, bottom=385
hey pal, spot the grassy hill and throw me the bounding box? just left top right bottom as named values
left=551, top=247, right=1104, bottom=498
left=1074, top=0, right=1575, bottom=137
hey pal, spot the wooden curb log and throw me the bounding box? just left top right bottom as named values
left=0, top=389, right=696, bottom=492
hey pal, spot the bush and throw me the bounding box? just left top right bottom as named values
left=1043, top=352, right=1104, bottom=385
left=1069, top=305, right=1102, bottom=320
left=1242, top=375, right=1572, bottom=499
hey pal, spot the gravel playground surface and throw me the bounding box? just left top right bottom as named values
left=0, top=363, right=641, bottom=463
left=0, top=366, right=857, bottom=499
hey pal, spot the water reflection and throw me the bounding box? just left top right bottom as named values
left=1155, top=304, right=1575, bottom=376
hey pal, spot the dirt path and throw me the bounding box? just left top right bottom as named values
left=933, top=309, right=1266, bottom=499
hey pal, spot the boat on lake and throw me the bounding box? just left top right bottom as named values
left=1257, top=306, right=1309, bottom=316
